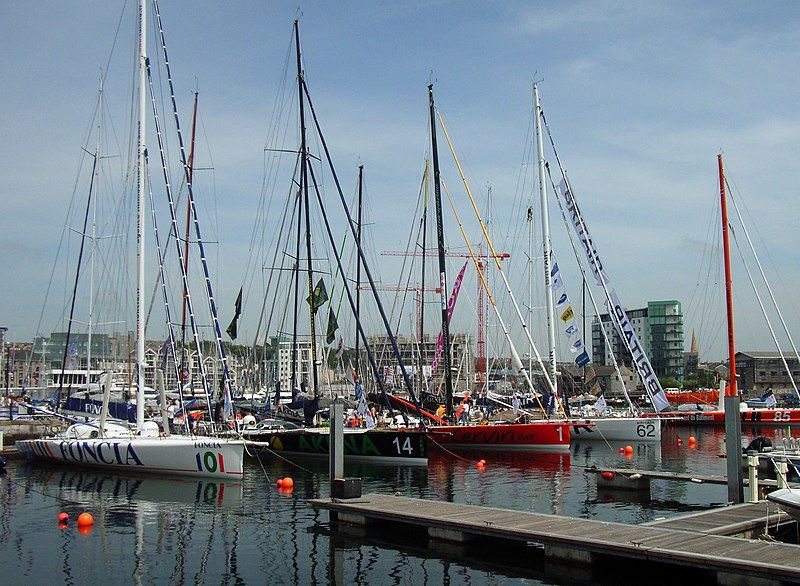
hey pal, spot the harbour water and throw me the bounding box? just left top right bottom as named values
left=0, top=425, right=793, bottom=584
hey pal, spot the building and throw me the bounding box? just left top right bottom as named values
left=735, top=351, right=800, bottom=396
left=33, top=332, right=113, bottom=369
left=591, top=300, right=684, bottom=381
left=363, top=332, right=472, bottom=395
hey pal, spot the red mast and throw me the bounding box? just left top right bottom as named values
left=181, top=92, right=199, bottom=338
left=718, top=153, right=737, bottom=397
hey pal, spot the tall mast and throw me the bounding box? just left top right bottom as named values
left=534, top=84, right=557, bottom=400
left=419, top=161, right=428, bottom=397
left=428, top=84, right=454, bottom=417
left=135, top=0, right=147, bottom=431
left=87, top=79, right=102, bottom=392
left=295, top=20, right=319, bottom=398
left=719, top=153, right=743, bottom=504
left=354, top=165, right=363, bottom=379
left=719, top=153, right=737, bottom=397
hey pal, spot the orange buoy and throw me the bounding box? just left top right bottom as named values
left=476, top=461, right=485, bottom=470
left=478, top=459, right=486, bottom=466
left=276, top=478, right=284, bottom=488
left=688, top=436, right=696, bottom=445
left=601, top=471, right=614, bottom=480
left=624, top=445, right=633, bottom=454
left=282, top=477, right=294, bottom=489
left=57, top=512, right=69, bottom=523
left=76, top=512, right=94, bottom=527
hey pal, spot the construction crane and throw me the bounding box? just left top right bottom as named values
left=380, top=248, right=510, bottom=392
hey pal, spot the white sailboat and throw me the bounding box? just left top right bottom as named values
left=531, top=84, right=660, bottom=442
left=18, top=0, right=244, bottom=480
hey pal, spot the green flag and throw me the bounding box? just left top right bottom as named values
left=226, top=287, right=243, bottom=340
left=326, top=308, right=339, bottom=344
left=306, top=278, right=328, bottom=313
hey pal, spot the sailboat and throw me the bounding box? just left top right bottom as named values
left=18, top=0, right=244, bottom=480
left=238, top=21, right=428, bottom=465
left=531, top=84, right=661, bottom=442
left=662, top=155, right=800, bottom=427
left=423, top=84, right=570, bottom=452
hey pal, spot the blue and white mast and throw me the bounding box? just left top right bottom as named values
left=135, top=0, right=147, bottom=432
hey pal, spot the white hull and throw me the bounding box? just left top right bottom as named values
left=17, top=435, right=244, bottom=480
left=571, top=416, right=661, bottom=442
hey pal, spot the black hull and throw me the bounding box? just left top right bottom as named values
left=244, top=428, right=427, bottom=465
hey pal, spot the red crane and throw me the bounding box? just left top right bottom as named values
left=380, top=249, right=510, bottom=390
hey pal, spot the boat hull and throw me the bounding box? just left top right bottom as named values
left=662, top=408, right=800, bottom=426
left=16, top=435, right=244, bottom=480
left=571, top=417, right=661, bottom=442
left=247, top=428, right=428, bottom=465
left=427, top=422, right=570, bottom=452
left=767, top=488, right=800, bottom=522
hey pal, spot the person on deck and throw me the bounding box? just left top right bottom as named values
left=435, top=404, right=446, bottom=420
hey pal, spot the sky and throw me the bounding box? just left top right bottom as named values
left=1, top=1, right=799, bottom=363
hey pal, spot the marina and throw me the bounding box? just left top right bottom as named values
left=3, top=1, right=800, bottom=584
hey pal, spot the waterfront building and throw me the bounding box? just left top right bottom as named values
left=591, top=300, right=685, bottom=381
left=735, top=351, right=800, bottom=396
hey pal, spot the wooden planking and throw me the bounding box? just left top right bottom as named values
left=650, top=501, right=791, bottom=535
left=310, top=494, right=800, bottom=581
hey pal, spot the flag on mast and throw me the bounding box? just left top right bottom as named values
left=226, top=287, right=243, bottom=340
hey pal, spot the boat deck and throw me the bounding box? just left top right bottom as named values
left=310, top=493, right=800, bottom=584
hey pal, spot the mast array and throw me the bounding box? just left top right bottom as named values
left=135, top=0, right=147, bottom=432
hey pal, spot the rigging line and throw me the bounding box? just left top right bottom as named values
left=301, top=77, right=423, bottom=418
left=153, top=0, right=237, bottom=424
left=145, top=155, right=190, bottom=432
left=545, top=164, right=636, bottom=412
left=440, top=177, right=547, bottom=416
left=55, top=150, right=98, bottom=410
left=250, top=154, right=300, bottom=352
left=727, top=188, right=800, bottom=400
left=730, top=223, right=800, bottom=399
left=306, top=161, right=395, bottom=415
left=436, top=110, right=561, bottom=414
left=145, top=40, right=214, bottom=423
left=727, top=177, right=800, bottom=373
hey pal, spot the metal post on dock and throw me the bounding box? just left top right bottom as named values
left=330, top=398, right=344, bottom=496
left=724, top=394, right=744, bottom=504
left=775, top=457, right=789, bottom=490
left=747, top=452, right=759, bottom=503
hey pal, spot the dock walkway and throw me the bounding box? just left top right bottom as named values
left=310, top=493, right=800, bottom=585
left=649, top=501, right=792, bottom=537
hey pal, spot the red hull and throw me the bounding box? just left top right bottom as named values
left=427, top=422, right=570, bottom=452
left=663, top=408, right=800, bottom=426
left=665, top=390, right=719, bottom=405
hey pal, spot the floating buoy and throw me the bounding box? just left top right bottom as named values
left=618, top=447, right=625, bottom=454
left=688, top=436, right=696, bottom=446
left=624, top=445, right=633, bottom=454
left=601, top=471, right=615, bottom=480
left=57, top=512, right=69, bottom=523
left=476, top=461, right=486, bottom=470
left=677, top=437, right=683, bottom=446
left=282, top=477, right=294, bottom=489
left=76, top=512, right=94, bottom=527
left=276, top=478, right=284, bottom=488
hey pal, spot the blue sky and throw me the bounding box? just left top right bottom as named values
left=2, top=1, right=799, bottom=363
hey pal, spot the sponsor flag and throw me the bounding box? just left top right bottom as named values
left=559, top=306, right=574, bottom=323
left=326, top=308, right=339, bottom=344
left=575, top=350, right=591, bottom=367
left=67, top=341, right=78, bottom=369
left=594, top=393, right=607, bottom=414
left=226, top=287, right=243, bottom=340
left=556, top=292, right=568, bottom=306
left=306, top=279, right=329, bottom=313
left=570, top=339, right=583, bottom=353
left=431, top=263, right=468, bottom=372
left=336, top=337, right=344, bottom=360
left=565, top=324, right=578, bottom=337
